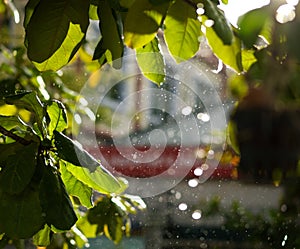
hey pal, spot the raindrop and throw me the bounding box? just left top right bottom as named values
left=201, top=163, right=209, bottom=171
left=200, top=243, right=208, bottom=249
left=194, top=167, right=203, bottom=176
left=192, top=210, right=202, bottom=220
left=178, top=203, right=188, bottom=211
left=196, top=148, right=206, bottom=159
left=197, top=7, right=205, bottom=15
left=181, top=106, right=192, bottom=116
left=175, top=191, right=182, bottom=199
left=281, top=204, right=287, bottom=212
left=188, top=179, right=199, bottom=188
left=276, top=4, right=295, bottom=23
left=206, top=150, right=214, bottom=159
left=197, top=113, right=210, bottom=122
left=204, top=19, right=214, bottom=27
left=74, top=114, right=82, bottom=125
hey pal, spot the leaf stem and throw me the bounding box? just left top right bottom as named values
left=0, top=125, right=32, bottom=145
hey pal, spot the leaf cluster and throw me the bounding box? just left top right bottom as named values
left=23, top=0, right=242, bottom=85
left=0, top=91, right=145, bottom=247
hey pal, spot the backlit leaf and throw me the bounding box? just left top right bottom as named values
left=136, top=37, right=165, bottom=85
left=87, top=196, right=124, bottom=243
left=39, top=166, right=77, bottom=230
left=241, top=49, right=257, bottom=72
left=60, top=161, right=93, bottom=208
left=76, top=216, right=98, bottom=238
left=47, top=100, right=67, bottom=136
left=203, top=0, right=233, bottom=45
left=0, top=186, right=45, bottom=239
left=32, top=224, right=52, bottom=247
left=204, top=17, right=242, bottom=72
left=124, top=0, right=169, bottom=48
left=25, top=0, right=89, bottom=71
left=4, top=92, right=46, bottom=137
left=0, top=115, right=28, bottom=131
left=65, top=162, right=122, bottom=195
left=164, top=0, right=201, bottom=62
left=53, top=130, right=100, bottom=172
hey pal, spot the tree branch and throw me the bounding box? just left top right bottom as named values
left=0, top=125, right=32, bottom=145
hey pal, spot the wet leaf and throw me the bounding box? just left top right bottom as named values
left=136, top=37, right=165, bottom=85
left=39, top=166, right=77, bottom=230
left=65, top=161, right=121, bottom=195
left=60, top=161, right=93, bottom=208
left=53, top=130, right=99, bottom=172
left=164, top=0, right=201, bottom=62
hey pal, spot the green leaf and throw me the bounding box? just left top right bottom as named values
left=76, top=216, right=98, bottom=238
left=0, top=142, right=38, bottom=194
left=32, top=224, right=52, bottom=247
left=87, top=196, right=124, bottom=243
left=0, top=186, right=45, bottom=239
left=0, top=115, right=28, bottom=131
left=237, top=6, right=270, bottom=49
left=204, top=17, right=242, bottom=72
left=124, top=0, right=169, bottom=48
left=25, top=0, right=89, bottom=71
left=96, top=0, right=123, bottom=69
left=136, top=37, right=165, bottom=85
left=39, top=166, right=77, bottom=231
left=164, top=0, right=201, bottom=62
left=60, top=161, right=93, bottom=208
left=241, top=49, right=257, bottom=72
left=203, top=0, right=233, bottom=45
left=4, top=92, right=46, bottom=137
left=53, top=130, right=99, bottom=172
left=89, top=4, right=98, bottom=20
left=23, top=0, right=40, bottom=29
left=87, top=197, right=110, bottom=225
left=65, top=162, right=122, bottom=195
left=106, top=214, right=123, bottom=243
left=47, top=100, right=67, bottom=137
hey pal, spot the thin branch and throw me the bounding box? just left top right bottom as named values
left=0, top=125, right=32, bottom=145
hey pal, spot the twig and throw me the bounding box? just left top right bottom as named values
left=0, top=125, right=32, bottom=145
